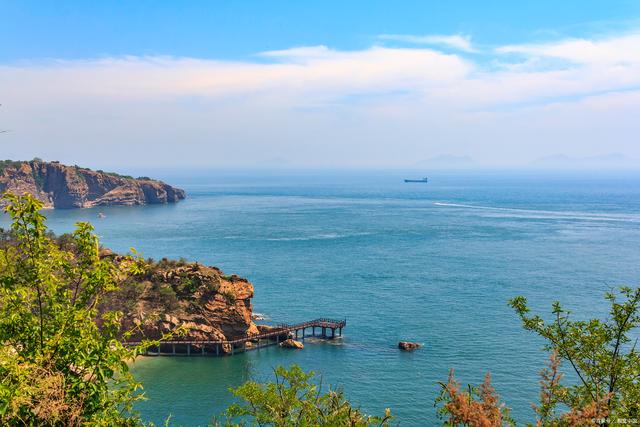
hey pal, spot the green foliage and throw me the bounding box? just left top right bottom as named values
left=509, top=287, right=640, bottom=422
left=176, top=276, right=199, bottom=296
left=156, top=284, right=179, bottom=311
left=220, top=365, right=393, bottom=426
left=93, top=169, right=134, bottom=179
left=0, top=193, right=155, bottom=426
left=221, top=290, right=237, bottom=305
left=0, top=159, right=24, bottom=174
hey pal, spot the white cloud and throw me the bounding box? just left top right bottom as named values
left=378, top=34, right=476, bottom=52
left=496, top=32, right=640, bottom=65
left=0, top=31, right=639, bottom=168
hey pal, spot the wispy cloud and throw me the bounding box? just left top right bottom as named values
left=378, top=34, right=477, bottom=52
left=496, top=32, right=640, bottom=64
left=0, top=30, right=639, bottom=168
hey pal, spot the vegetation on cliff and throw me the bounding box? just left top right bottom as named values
left=101, top=254, right=259, bottom=354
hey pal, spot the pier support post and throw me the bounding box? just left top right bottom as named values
left=187, top=344, right=191, bottom=356
left=312, top=326, right=316, bottom=336
left=216, top=344, right=220, bottom=356
left=302, top=328, right=305, bottom=341
left=322, top=327, right=326, bottom=338
left=202, top=345, right=205, bottom=356
left=231, top=345, right=234, bottom=355
left=172, top=344, right=176, bottom=355
left=339, top=327, right=342, bottom=336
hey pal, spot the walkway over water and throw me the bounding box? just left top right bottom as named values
left=126, top=318, right=346, bottom=356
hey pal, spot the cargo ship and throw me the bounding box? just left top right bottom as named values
left=404, top=177, right=428, bottom=183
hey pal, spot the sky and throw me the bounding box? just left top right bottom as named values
left=1, top=1, right=640, bottom=170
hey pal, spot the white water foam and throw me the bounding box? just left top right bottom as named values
left=265, top=232, right=373, bottom=242
left=433, top=202, right=640, bottom=223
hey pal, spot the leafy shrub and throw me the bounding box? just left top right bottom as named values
left=221, top=365, right=393, bottom=426
left=0, top=159, right=24, bottom=173
left=177, top=276, right=200, bottom=295
left=0, top=193, right=154, bottom=426
left=221, top=290, right=237, bottom=304
left=157, top=284, right=179, bottom=311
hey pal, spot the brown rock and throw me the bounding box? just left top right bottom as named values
left=279, top=339, right=304, bottom=349
left=398, top=341, right=421, bottom=351
left=257, top=325, right=289, bottom=341
left=102, top=259, right=259, bottom=356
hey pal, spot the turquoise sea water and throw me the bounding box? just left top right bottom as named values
left=8, top=170, right=640, bottom=426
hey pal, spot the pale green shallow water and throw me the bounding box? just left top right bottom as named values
left=9, top=170, right=640, bottom=426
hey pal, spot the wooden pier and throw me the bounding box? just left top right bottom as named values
left=126, top=318, right=346, bottom=357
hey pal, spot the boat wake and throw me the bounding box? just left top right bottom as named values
left=265, top=232, right=372, bottom=242
left=433, top=202, right=640, bottom=223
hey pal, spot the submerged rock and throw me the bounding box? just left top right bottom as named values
left=279, top=339, right=304, bottom=349
left=398, top=341, right=421, bottom=351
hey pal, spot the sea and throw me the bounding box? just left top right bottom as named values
left=6, top=170, right=640, bottom=426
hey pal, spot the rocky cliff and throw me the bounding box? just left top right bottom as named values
left=0, top=160, right=185, bottom=208
left=101, top=254, right=259, bottom=354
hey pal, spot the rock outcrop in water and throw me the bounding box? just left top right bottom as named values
left=0, top=159, right=185, bottom=208
left=279, top=339, right=304, bottom=349
left=100, top=255, right=259, bottom=354
left=398, top=341, right=421, bottom=351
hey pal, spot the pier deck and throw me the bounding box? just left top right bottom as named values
left=125, top=318, right=346, bottom=356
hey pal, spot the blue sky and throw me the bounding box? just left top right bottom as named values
left=3, top=1, right=639, bottom=61
left=1, top=1, right=640, bottom=169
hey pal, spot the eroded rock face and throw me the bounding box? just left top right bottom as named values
left=398, top=341, right=421, bottom=351
left=0, top=160, right=185, bottom=208
left=102, top=259, right=259, bottom=355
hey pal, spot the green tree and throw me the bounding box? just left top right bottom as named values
left=437, top=288, right=640, bottom=426
left=509, top=288, right=640, bottom=424
left=221, top=365, right=393, bottom=427
left=0, top=193, right=152, bottom=426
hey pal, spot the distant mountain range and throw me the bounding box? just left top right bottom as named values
left=532, top=153, right=639, bottom=169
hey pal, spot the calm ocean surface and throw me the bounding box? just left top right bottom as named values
left=9, top=170, right=640, bottom=426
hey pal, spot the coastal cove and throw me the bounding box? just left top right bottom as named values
left=4, top=170, right=639, bottom=426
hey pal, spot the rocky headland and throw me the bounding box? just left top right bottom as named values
left=100, top=253, right=261, bottom=354
left=0, top=159, right=185, bottom=208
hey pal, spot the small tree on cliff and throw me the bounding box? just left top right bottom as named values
left=0, top=193, right=152, bottom=426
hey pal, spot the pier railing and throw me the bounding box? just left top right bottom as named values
left=124, top=318, right=346, bottom=351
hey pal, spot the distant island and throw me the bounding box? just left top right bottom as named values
left=0, top=159, right=185, bottom=208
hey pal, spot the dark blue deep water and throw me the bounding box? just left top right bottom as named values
left=11, top=170, right=640, bottom=426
